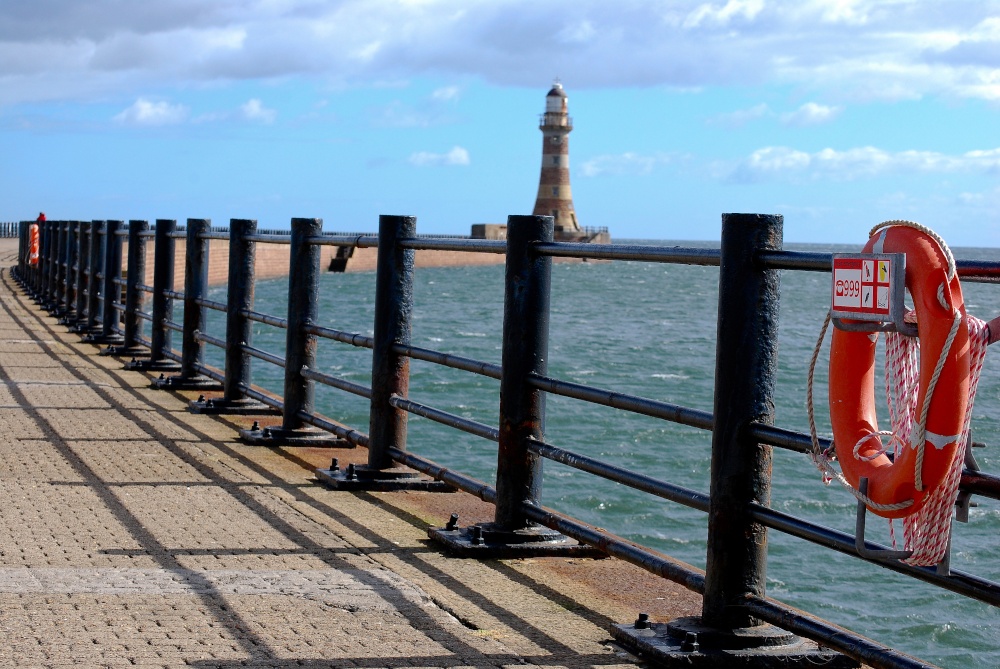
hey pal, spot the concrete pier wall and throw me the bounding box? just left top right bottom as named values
left=125, top=239, right=506, bottom=288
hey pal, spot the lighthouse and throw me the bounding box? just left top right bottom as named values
left=470, top=81, right=609, bottom=243
left=532, top=81, right=583, bottom=237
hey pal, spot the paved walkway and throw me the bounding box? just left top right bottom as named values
left=0, top=241, right=700, bottom=668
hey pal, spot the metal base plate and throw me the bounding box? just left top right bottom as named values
left=151, top=374, right=223, bottom=391
left=612, top=617, right=859, bottom=668
left=124, top=358, right=182, bottom=372
left=315, top=464, right=452, bottom=491
left=82, top=333, right=125, bottom=346
left=188, top=397, right=280, bottom=416
left=68, top=322, right=98, bottom=334
left=429, top=522, right=606, bottom=559
left=239, top=424, right=350, bottom=448
left=99, top=345, right=149, bottom=358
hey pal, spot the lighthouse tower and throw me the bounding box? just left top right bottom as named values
left=532, top=81, right=583, bottom=238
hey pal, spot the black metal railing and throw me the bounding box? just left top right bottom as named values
left=11, top=215, right=1000, bottom=669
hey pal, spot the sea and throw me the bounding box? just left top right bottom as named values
left=208, top=240, right=1000, bottom=669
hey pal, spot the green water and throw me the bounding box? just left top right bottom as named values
left=206, top=242, right=1000, bottom=668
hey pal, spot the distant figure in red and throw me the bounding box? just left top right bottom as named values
left=28, top=212, right=43, bottom=266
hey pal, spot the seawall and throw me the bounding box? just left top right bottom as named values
left=122, top=239, right=505, bottom=287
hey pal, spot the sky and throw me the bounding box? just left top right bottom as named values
left=1, top=0, right=999, bottom=246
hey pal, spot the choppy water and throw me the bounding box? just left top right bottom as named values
left=208, top=241, right=1000, bottom=668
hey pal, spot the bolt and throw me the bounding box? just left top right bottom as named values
left=445, top=513, right=459, bottom=531
left=262, top=427, right=271, bottom=438
left=680, top=632, right=699, bottom=653
left=330, top=458, right=340, bottom=472
left=159, top=373, right=165, bottom=380
left=347, top=463, right=357, bottom=481
left=206, top=399, right=215, bottom=407
left=471, top=525, right=484, bottom=545
left=634, top=613, right=650, bottom=630
left=251, top=421, right=260, bottom=432
left=197, top=394, right=206, bottom=403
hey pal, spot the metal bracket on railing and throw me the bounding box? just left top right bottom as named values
left=855, top=477, right=914, bottom=561
left=955, top=435, right=983, bottom=523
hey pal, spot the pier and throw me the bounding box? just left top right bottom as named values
left=6, top=216, right=1000, bottom=669
left=0, top=236, right=698, bottom=667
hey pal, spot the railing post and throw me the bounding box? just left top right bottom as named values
left=241, top=218, right=340, bottom=444
left=315, top=214, right=455, bottom=490
left=83, top=221, right=105, bottom=335
left=494, top=214, right=553, bottom=530
left=367, top=214, right=415, bottom=467
left=703, top=213, right=783, bottom=630
left=129, top=219, right=181, bottom=372
left=46, top=221, right=66, bottom=314
left=16, top=220, right=26, bottom=284
left=428, top=214, right=596, bottom=555
left=614, top=213, right=855, bottom=667
left=87, top=220, right=125, bottom=345
left=59, top=220, right=79, bottom=322
left=190, top=219, right=273, bottom=414
left=48, top=220, right=64, bottom=311
left=154, top=218, right=221, bottom=390
left=70, top=221, right=90, bottom=329
left=103, top=220, right=149, bottom=357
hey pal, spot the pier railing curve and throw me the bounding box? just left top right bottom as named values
left=12, top=214, right=1000, bottom=669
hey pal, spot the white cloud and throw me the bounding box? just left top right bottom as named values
left=431, top=85, right=461, bottom=102
left=408, top=146, right=470, bottom=167
left=240, top=98, right=276, bottom=123
left=729, top=145, right=1000, bottom=182
left=581, top=152, right=676, bottom=177
left=3, top=1, right=1000, bottom=105
left=113, top=98, right=188, bottom=126
left=683, top=0, right=765, bottom=29
left=558, top=20, right=597, bottom=44
left=780, top=102, right=842, bottom=126
left=708, top=103, right=770, bottom=127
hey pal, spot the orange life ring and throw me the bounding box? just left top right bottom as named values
left=829, top=225, right=970, bottom=518
left=28, top=223, right=39, bottom=267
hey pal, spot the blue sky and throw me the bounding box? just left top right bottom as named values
left=1, top=0, right=998, bottom=245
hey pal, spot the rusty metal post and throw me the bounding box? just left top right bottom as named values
left=44, top=221, right=62, bottom=311
left=104, top=220, right=149, bottom=357
left=494, top=213, right=553, bottom=530
left=59, top=220, right=79, bottom=322
left=314, top=214, right=455, bottom=487
left=366, top=214, right=415, bottom=468
left=704, top=212, right=783, bottom=628
left=128, top=219, right=180, bottom=371
left=83, top=221, right=105, bottom=335
left=69, top=221, right=90, bottom=329
left=189, top=218, right=274, bottom=414
left=613, top=213, right=856, bottom=667
left=154, top=218, right=221, bottom=390
left=87, top=220, right=125, bottom=345
left=241, top=217, right=340, bottom=443
left=427, top=214, right=597, bottom=556
left=46, top=221, right=66, bottom=314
